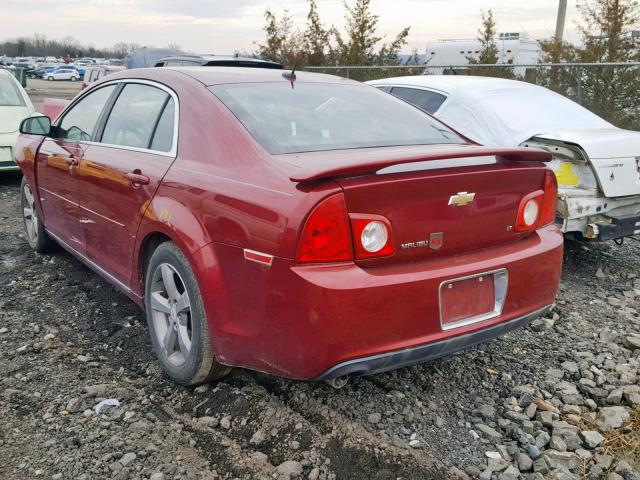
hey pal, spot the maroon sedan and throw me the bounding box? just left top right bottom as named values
left=16, top=67, right=563, bottom=386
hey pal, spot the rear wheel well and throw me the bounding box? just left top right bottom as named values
left=138, top=232, right=172, bottom=293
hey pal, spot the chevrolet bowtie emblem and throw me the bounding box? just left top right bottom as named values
left=448, top=192, right=476, bottom=207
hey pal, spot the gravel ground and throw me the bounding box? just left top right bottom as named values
left=1, top=170, right=639, bottom=480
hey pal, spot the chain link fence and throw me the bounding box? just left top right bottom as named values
left=305, top=63, right=640, bottom=130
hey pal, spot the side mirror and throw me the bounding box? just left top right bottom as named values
left=20, top=116, right=51, bottom=136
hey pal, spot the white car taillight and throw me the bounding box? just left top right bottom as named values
left=349, top=214, right=395, bottom=259
left=361, top=221, right=388, bottom=253
left=522, top=199, right=540, bottom=226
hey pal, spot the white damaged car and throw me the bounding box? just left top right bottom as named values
left=0, top=69, right=36, bottom=171
left=368, top=75, right=640, bottom=241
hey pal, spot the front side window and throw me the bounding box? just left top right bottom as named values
left=58, top=84, right=117, bottom=141
left=390, top=87, right=447, bottom=114
left=209, top=83, right=464, bottom=155
left=101, top=84, right=170, bottom=149
left=0, top=75, right=26, bottom=106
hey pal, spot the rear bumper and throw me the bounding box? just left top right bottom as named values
left=559, top=190, right=640, bottom=240
left=317, top=304, right=551, bottom=380
left=0, top=140, right=18, bottom=171
left=201, top=225, right=564, bottom=380
left=586, top=213, right=640, bottom=240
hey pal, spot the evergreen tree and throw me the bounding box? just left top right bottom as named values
left=258, top=8, right=285, bottom=63
left=469, top=9, right=499, bottom=64
left=256, top=0, right=411, bottom=70
left=257, top=8, right=306, bottom=67
left=467, top=10, right=514, bottom=78
left=577, top=0, right=639, bottom=128
left=304, top=0, right=329, bottom=66
left=333, top=0, right=410, bottom=66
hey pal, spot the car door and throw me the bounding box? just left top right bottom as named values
left=389, top=86, right=448, bottom=115
left=77, top=81, right=178, bottom=286
left=36, top=84, right=118, bottom=251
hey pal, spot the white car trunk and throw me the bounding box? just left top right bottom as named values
left=536, top=129, right=640, bottom=198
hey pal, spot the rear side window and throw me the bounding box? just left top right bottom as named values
left=58, top=84, right=117, bottom=141
left=390, top=87, right=447, bottom=114
left=209, top=83, right=464, bottom=155
left=150, top=98, right=175, bottom=152
left=101, top=84, right=169, bottom=150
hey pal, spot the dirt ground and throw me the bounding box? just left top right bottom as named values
left=25, top=78, right=82, bottom=113
left=1, top=87, right=640, bottom=480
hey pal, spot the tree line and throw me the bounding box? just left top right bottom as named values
left=0, top=34, right=145, bottom=60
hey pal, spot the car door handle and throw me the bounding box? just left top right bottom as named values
left=127, top=172, right=150, bottom=187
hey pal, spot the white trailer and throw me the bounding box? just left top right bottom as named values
left=425, top=32, right=541, bottom=69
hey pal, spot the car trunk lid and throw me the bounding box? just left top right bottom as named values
left=0, top=106, right=30, bottom=134
left=283, top=145, right=552, bottom=265
left=535, top=128, right=640, bottom=198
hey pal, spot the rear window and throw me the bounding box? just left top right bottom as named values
left=209, top=83, right=464, bottom=154
left=0, top=75, right=26, bottom=107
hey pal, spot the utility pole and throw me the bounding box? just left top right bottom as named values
left=555, top=0, right=568, bottom=42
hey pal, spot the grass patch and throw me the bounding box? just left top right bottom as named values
left=600, top=406, right=640, bottom=467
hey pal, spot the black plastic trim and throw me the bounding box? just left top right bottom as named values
left=317, top=305, right=552, bottom=380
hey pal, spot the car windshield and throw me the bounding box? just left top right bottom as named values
left=209, top=82, right=465, bottom=154
left=0, top=75, right=26, bottom=107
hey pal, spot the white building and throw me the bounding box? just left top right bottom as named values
left=425, top=32, right=542, bottom=67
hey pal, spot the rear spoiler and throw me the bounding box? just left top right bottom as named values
left=289, top=145, right=551, bottom=182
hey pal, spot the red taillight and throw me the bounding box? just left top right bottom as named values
left=296, top=193, right=353, bottom=264
left=539, top=168, right=558, bottom=227
left=515, top=190, right=543, bottom=232
left=350, top=214, right=395, bottom=259
left=515, top=169, right=558, bottom=232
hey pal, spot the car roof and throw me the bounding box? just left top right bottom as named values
left=367, top=75, right=533, bottom=95
left=113, top=67, right=359, bottom=87
left=156, top=54, right=282, bottom=69
left=370, top=74, right=611, bottom=147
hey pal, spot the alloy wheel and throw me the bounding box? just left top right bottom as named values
left=150, top=263, right=193, bottom=367
left=22, top=183, right=38, bottom=244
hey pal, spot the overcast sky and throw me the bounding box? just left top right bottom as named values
left=2, top=0, right=582, bottom=54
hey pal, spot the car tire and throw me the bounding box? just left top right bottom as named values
left=144, top=241, right=230, bottom=385
left=21, top=177, right=54, bottom=253
left=70, top=76, right=77, bottom=82
left=47, top=76, right=53, bottom=81
left=29, top=74, right=36, bottom=79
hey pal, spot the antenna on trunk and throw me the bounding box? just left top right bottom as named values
left=282, top=62, right=297, bottom=89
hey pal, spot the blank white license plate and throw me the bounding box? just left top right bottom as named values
left=0, top=147, right=13, bottom=163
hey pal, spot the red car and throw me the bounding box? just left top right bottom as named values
left=16, top=68, right=563, bottom=386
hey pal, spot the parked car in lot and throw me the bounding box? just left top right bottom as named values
left=70, top=63, right=87, bottom=77
left=15, top=67, right=562, bottom=385
left=82, top=65, right=125, bottom=89
left=29, top=65, right=56, bottom=79
left=368, top=75, right=640, bottom=241
left=11, top=62, right=37, bottom=75
left=0, top=69, right=36, bottom=171
left=46, top=67, right=81, bottom=81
